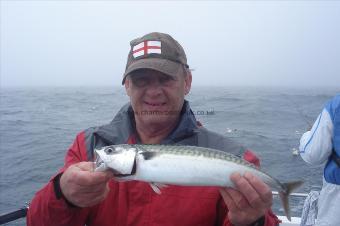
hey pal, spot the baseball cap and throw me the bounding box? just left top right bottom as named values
left=122, top=32, right=189, bottom=85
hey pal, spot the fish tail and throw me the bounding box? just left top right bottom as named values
left=279, top=181, right=303, bottom=221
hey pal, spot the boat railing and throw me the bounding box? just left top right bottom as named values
left=272, top=191, right=309, bottom=197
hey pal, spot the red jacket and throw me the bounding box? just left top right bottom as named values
left=27, top=102, right=280, bottom=226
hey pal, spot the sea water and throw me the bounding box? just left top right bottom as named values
left=1, top=86, right=339, bottom=225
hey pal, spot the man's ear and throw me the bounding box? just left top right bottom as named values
left=125, top=78, right=131, bottom=97
left=184, top=70, right=192, bottom=95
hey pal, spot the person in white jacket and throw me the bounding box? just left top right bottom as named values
left=299, top=94, right=340, bottom=226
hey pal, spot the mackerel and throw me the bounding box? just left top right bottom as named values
left=94, top=144, right=302, bottom=221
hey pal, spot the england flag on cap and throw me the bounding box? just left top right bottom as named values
left=132, top=41, right=161, bottom=58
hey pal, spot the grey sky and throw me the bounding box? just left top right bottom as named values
left=1, top=1, right=340, bottom=87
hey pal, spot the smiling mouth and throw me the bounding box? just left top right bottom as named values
left=144, top=101, right=166, bottom=106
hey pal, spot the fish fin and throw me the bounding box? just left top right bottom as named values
left=140, top=151, right=159, bottom=160
left=279, top=180, right=304, bottom=221
left=150, top=182, right=168, bottom=194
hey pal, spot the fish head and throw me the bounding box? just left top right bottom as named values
left=94, top=145, right=137, bottom=175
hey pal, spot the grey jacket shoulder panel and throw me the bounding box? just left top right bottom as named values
left=196, top=127, right=246, bottom=157
left=84, top=103, right=134, bottom=160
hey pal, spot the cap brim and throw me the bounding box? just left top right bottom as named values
left=122, top=58, right=182, bottom=85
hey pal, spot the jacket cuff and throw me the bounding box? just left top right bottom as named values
left=52, top=173, right=79, bottom=208
left=249, top=215, right=265, bottom=226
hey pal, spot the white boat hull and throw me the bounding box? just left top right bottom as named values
left=278, top=216, right=301, bottom=226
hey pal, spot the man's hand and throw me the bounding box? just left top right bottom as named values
left=60, top=162, right=114, bottom=207
left=220, top=172, right=273, bottom=226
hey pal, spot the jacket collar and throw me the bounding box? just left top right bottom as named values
left=161, top=100, right=199, bottom=144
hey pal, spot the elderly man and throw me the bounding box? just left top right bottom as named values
left=27, top=32, right=279, bottom=226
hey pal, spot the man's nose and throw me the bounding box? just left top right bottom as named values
left=145, top=79, right=163, bottom=95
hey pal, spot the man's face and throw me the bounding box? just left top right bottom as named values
left=124, top=68, right=192, bottom=127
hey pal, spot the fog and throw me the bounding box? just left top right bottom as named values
left=1, top=1, right=339, bottom=87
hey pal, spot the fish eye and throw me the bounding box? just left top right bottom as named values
left=105, top=148, right=114, bottom=154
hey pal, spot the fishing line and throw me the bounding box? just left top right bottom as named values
left=282, top=93, right=313, bottom=129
